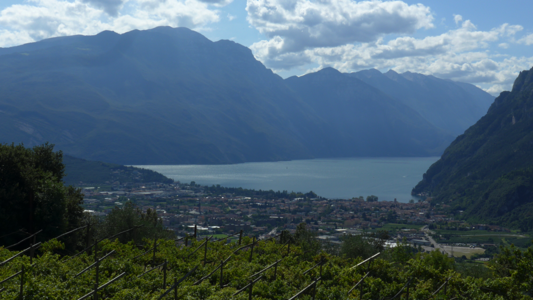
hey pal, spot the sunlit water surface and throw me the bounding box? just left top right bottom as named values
left=135, top=157, right=439, bottom=203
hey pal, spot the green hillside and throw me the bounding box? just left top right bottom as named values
left=62, top=155, right=173, bottom=185
left=412, top=67, right=533, bottom=230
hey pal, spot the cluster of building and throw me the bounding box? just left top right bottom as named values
left=81, top=181, right=446, bottom=237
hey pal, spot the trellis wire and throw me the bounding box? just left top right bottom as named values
left=76, top=272, right=126, bottom=300
left=288, top=276, right=321, bottom=300
left=157, top=265, right=199, bottom=300
left=73, top=250, right=116, bottom=279
left=0, top=242, right=42, bottom=267
left=6, top=229, right=42, bottom=249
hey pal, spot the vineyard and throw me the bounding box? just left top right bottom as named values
left=1, top=226, right=533, bottom=300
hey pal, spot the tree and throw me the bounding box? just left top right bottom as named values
left=294, top=223, right=321, bottom=260
left=97, top=201, right=172, bottom=244
left=0, top=143, right=84, bottom=248
left=366, top=195, right=378, bottom=202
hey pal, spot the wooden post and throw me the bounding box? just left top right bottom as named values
left=248, top=281, right=253, bottom=300
left=203, top=237, right=208, bottom=266
left=219, top=260, right=224, bottom=288
left=163, top=260, right=167, bottom=289
left=174, top=277, right=177, bottom=300
left=30, top=236, right=35, bottom=265
left=287, top=240, right=291, bottom=256
left=19, top=265, right=24, bottom=300
left=86, top=223, right=91, bottom=250
left=406, top=281, right=409, bottom=300
left=152, top=237, right=157, bottom=264
left=239, top=230, right=243, bottom=245
left=249, top=237, right=255, bottom=263
left=185, top=234, right=188, bottom=247
left=194, top=225, right=197, bottom=240
left=359, top=276, right=364, bottom=300
left=94, top=239, right=99, bottom=300
left=312, top=281, right=316, bottom=300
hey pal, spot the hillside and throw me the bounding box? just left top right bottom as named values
left=62, top=155, right=173, bottom=185
left=0, top=27, right=457, bottom=164
left=285, top=68, right=451, bottom=156
left=349, top=69, right=493, bottom=135
left=412, top=67, right=533, bottom=230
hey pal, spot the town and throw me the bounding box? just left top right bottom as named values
left=79, top=180, right=520, bottom=258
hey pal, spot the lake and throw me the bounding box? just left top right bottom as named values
left=136, top=157, right=439, bottom=203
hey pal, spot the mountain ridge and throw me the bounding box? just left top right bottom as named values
left=0, top=26, right=489, bottom=165
left=412, top=66, right=533, bottom=230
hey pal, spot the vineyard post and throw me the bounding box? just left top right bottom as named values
left=194, top=225, right=197, bottom=240
left=239, top=230, right=243, bottom=245
left=312, top=281, right=316, bottom=300
left=152, top=236, right=157, bottom=264
left=249, top=237, right=255, bottom=263
left=248, top=281, right=253, bottom=300
left=163, top=260, right=167, bottom=289
left=185, top=234, right=188, bottom=247
left=174, top=278, right=177, bottom=300
left=359, top=277, right=364, bottom=300
left=30, top=234, right=36, bottom=264
left=18, top=265, right=24, bottom=300
left=287, top=240, right=291, bottom=256
left=406, top=281, right=409, bottom=300
left=85, top=223, right=91, bottom=249
left=219, top=260, right=224, bottom=288
left=203, top=237, right=208, bottom=266
left=94, top=239, right=99, bottom=300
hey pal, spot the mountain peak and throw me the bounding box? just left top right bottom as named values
left=512, top=67, right=533, bottom=93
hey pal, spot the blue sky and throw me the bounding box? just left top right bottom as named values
left=0, top=0, right=532, bottom=95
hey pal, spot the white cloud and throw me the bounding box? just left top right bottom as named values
left=0, top=0, right=221, bottom=47
left=248, top=1, right=530, bottom=95
left=81, top=0, right=126, bottom=17
left=453, top=14, right=462, bottom=25
left=518, top=33, right=533, bottom=45
left=499, top=43, right=509, bottom=49
left=198, top=0, right=233, bottom=6
left=247, top=0, right=434, bottom=57
left=227, top=13, right=235, bottom=21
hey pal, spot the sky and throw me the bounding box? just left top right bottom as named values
left=0, top=1, right=532, bottom=95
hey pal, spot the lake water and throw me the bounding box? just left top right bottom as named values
left=136, top=157, right=439, bottom=203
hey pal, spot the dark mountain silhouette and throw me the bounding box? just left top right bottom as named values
left=0, top=26, right=469, bottom=164
left=349, top=69, right=493, bottom=135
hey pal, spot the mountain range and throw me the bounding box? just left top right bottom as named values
left=412, top=67, right=533, bottom=230
left=0, top=26, right=493, bottom=165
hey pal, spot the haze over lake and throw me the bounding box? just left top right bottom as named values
left=137, top=157, right=439, bottom=202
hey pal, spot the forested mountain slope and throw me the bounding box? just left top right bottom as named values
left=350, top=69, right=493, bottom=135
left=412, top=67, right=533, bottom=230
left=285, top=68, right=451, bottom=157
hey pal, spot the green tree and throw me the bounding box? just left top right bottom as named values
left=0, top=143, right=84, bottom=248
left=366, top=195, right=378, bottom=202
left=294, top=222, right=321, bottom=260
left=97, top=201, right=172, bottom=244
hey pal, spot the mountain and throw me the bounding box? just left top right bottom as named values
left=412, top=67, right=533, bottom=230
left=62, top=155, right=173, bottom=185
left=285, top=68, right=452, bottom=156
left=349, top=69, right=494, bottom=135
left=0, top=27, right=453, bottom=164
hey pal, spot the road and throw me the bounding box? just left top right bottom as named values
left=420, top=226, right=485, bottom=258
